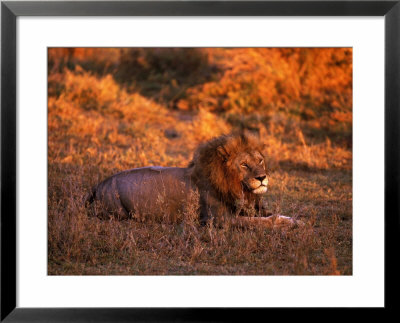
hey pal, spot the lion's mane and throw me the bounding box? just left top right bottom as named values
left=188, top=133, right=265, bottom=207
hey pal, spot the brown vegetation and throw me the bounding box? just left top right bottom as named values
left=48, top=48, right=352, bottom=275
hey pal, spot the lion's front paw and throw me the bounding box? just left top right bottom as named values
left=271, top=215, right=304, bottom=229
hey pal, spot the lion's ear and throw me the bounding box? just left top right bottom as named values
left=216, top=145, right=230, bottom=161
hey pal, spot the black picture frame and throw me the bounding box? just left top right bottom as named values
left=1, top=1, right=399, bottom=321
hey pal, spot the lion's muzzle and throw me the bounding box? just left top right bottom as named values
left=248, top=176, right=268, bottom=194
left=252, top=184, right=268, bottom=194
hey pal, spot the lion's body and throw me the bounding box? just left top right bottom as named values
left=87, top=133, right=298, bottom=228
left=88, top=166, right=193, bottom=220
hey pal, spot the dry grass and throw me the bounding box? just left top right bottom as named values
left=48, top=48, right=352, bottom=275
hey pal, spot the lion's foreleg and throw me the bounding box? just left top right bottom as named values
left=231, top=216, right=274, bottom=229
left=232, top=215, right=301, bottom=229
left=199, top=193, right=230, bottom=226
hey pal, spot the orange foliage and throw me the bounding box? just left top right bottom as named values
left=49, top=47, right=352, bottom=145
left=178, top=48, right=352, bottom=116
left=48, top=47, right=352, bottom=171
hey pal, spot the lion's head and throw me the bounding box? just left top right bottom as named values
left=189, top=132, right=268, bottom=201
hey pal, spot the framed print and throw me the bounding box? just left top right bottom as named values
left=1, top=1, right=399, bottom=321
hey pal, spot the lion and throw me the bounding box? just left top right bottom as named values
left=86, top=133, right=299, bottom=229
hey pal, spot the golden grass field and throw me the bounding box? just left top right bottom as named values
left=48, top=48, right=352, bottom=275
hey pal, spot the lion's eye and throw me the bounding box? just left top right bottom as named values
left=241, top=163, right=248, bottom=169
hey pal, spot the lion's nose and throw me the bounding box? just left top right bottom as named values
left=255, top=175, right=267, bottom=182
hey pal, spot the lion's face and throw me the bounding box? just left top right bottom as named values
left=229, top=151, right=268, bottom=195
